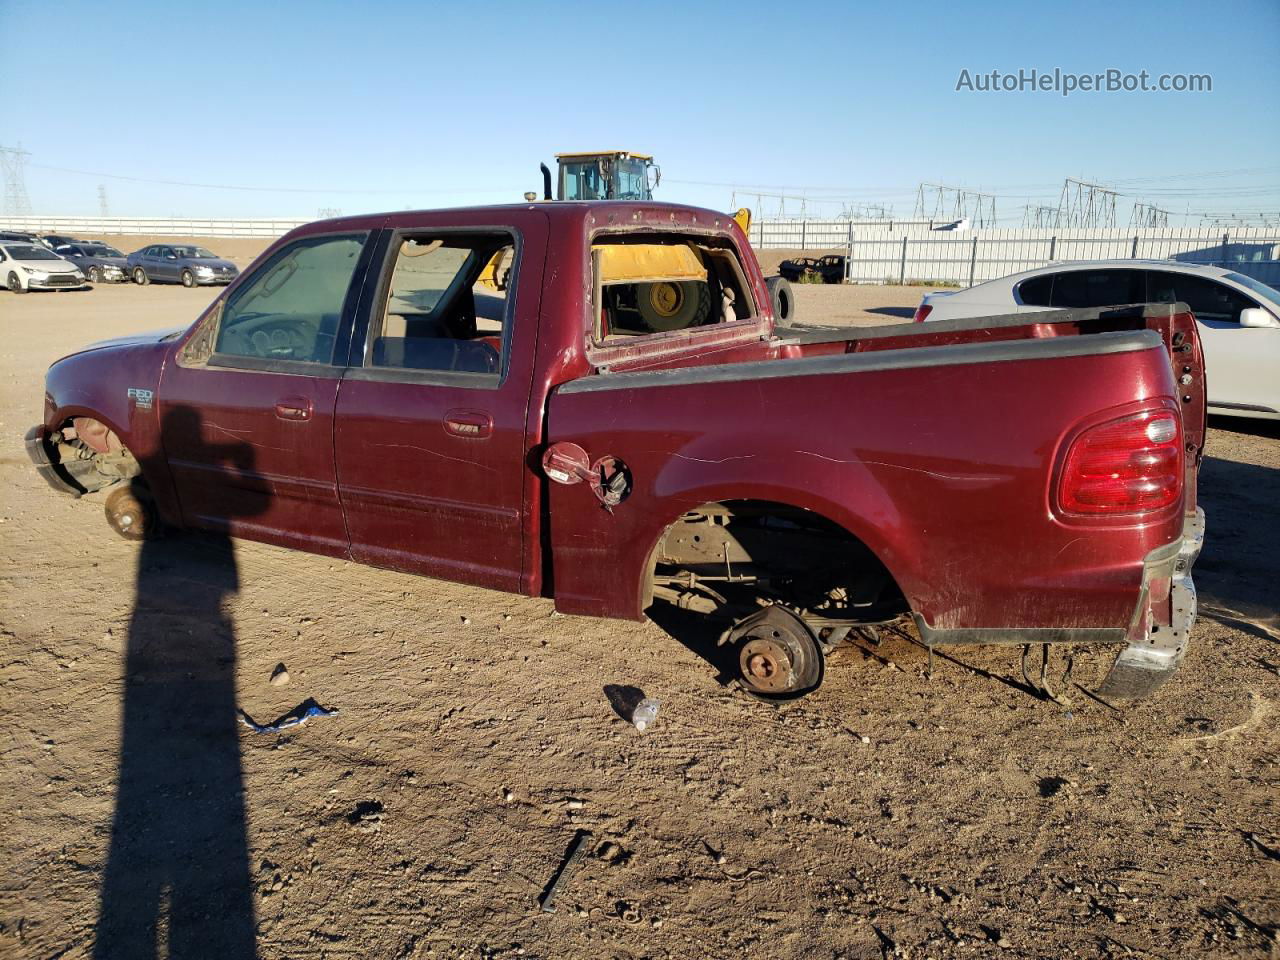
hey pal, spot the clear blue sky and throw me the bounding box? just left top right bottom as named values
left=2, top=0, right=1277, bottom=224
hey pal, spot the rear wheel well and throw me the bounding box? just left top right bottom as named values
left=648, top=499, right=907, bottom=627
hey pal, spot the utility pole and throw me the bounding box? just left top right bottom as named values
left=98, top=184, right=110, bottom=217
left=0, top=143, right=34, bottom=217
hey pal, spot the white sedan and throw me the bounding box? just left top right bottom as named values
left=916, top=260, right=1280, bottom=420
left=0, top=242, right=88, bottom=293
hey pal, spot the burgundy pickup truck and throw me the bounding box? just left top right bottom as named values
left=26, top=201, right=1206, bottom=702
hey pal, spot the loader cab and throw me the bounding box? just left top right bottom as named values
left=556, top=152, right=658, bottom=202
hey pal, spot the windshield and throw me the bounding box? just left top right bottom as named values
left=5, top=244, right=60, bottom=261
left=173, top=246, right=217, bottom=258
left=85, top=245, right=124, bottom=257
left=612, top=158, right=650, bottom=201
left=1224, top=272, right=1280, bottom=310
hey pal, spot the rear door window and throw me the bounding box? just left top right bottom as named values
left=1144, top=271, right=1257, bottom=323
left=364, top=232, right=516, bottom=380
left=1016, top=275, right=1053, bottom=306
left=1050, top=269, right=1144, bottom=308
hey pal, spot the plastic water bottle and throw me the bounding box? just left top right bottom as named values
left=631, top=698, right=660, bottom=732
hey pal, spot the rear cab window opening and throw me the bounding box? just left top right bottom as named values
left=365, top=231, right=518, bottom=382
left=590, top=233, right=758, bottom=343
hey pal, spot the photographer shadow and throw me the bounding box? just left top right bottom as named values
left=94, top=406, right=266, bottom=959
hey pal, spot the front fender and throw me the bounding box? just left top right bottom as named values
left=39, top=341, right=181, bottom=524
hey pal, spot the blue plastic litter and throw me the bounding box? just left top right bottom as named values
left=238, top=697, right=339, bottom=734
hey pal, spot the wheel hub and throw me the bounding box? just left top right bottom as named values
left=649, top=282, right=683, bottom=317
left=722, top=606, right=825, bottom=699
left=739, top=637, right=794, bottom=693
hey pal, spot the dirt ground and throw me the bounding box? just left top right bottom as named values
left=1, top=279, right=1277, bottom=960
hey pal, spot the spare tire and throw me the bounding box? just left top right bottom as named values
left=766, top=276, right=795, bottom=323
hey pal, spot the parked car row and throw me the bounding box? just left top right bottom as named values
left=0, top=233, right=239, bottom=293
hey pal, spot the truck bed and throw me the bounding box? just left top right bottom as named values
left=545, top=303, right=1204, bottom=655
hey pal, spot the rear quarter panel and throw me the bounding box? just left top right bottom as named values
left=545, top=340, right=1185, bottom=630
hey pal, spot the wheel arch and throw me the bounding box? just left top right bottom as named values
left=632, top=485, right=920, bottom=622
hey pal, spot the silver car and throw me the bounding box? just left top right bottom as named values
left=917, top=260, right=1280, bottom=421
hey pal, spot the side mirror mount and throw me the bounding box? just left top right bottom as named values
left=1239, top=307, right=1280, bottom=329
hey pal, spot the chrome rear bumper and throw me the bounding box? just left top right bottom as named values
left=1095, top=507, right=1204, bottom=701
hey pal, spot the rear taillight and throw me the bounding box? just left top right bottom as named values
left=913, top=304, right=933, bottom=323
left=1059, top=410, right=1183, bottom=515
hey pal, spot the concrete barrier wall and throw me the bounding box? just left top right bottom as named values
left=0, top=216, right=308, bottom=238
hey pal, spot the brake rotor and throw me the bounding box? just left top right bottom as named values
left=721, top=605, right=824, bottom=700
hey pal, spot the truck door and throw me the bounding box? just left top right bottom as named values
left=160, top=231, right=377, bottom=555
left=334, top=215, right=548, bottom=593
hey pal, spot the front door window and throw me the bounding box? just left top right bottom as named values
left=212, top=234, right=368, bottom=366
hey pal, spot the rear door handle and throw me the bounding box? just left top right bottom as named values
left=444, top=409, right=493, bottom=439
left=274, top=396, right=312, bottom=421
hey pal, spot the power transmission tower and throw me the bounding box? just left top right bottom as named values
left=98, top=184, right=110, bottom=217
left=0, top=144, right=33, bottom=216
left=1056, top=178, right=1118, bottom=228
left=1022, top=204, right=1059, bottom=228
left=841, top=202, right=893, bottom=220
left=1129, top=201, right=1169, bottom=228
left=914, top=183, right=997, bottom=227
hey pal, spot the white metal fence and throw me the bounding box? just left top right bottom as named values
left=750, top=218, right=937, bottom=249
left=0, top=216, right=308, bottom=238
left=842, top=226, right=1280, bottom=286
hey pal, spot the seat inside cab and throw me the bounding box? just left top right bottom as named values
left=373, top=236, right=513, bottom=376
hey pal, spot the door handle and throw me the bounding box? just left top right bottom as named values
left=274, top=396, right=312, bottom=421
left=444, top=409, right=493, bottom=439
